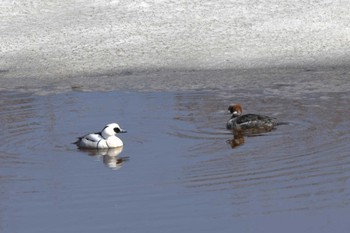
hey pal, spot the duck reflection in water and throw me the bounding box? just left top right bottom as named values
left=227, top=131, right=245, bottom=149
left=79, top=146, right=129, bottom=170
left=227, top=130, right=271, bottom=149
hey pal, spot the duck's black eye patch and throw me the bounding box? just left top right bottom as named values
left=114, top=127, right=120, bottom=133
left=228, top=106, right=234, bottom=113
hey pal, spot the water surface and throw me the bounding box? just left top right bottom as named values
left=1, top=71, right=350, bottom=232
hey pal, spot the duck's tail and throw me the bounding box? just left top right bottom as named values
left=277, top=121, right=289, bottom=126
left=72, top=137, right=82, bottom=145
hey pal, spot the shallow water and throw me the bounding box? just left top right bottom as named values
left=1, top=70, right=350, bottom=232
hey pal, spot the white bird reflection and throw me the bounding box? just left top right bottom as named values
left=80, top=146, right=129, bottom=170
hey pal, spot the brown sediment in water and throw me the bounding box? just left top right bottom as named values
left=1, top=66, right=350, bottom=95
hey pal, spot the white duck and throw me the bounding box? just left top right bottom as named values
left=74, top=123, right=127, bottom=149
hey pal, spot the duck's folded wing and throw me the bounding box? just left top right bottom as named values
left=236, top=114, right=260, bottom=124
left=84, top=133, right=103, bottom=142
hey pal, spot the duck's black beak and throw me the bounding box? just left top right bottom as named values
left=114, top=127, right=127, bottom=133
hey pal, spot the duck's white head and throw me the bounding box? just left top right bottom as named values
left=101, top=123, right=127, bottom=138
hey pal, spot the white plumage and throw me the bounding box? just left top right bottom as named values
left=74, top=123, right=127, bottom=149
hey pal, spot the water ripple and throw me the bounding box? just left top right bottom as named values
left=0, top=92, right=42, bottom=152
left=169, top=90, right=350, bottom=214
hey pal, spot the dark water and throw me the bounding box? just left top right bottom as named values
left=1, top=69, right=350, bottom=232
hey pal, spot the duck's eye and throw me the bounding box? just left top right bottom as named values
left=114, top=127, right=121, bottom=133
